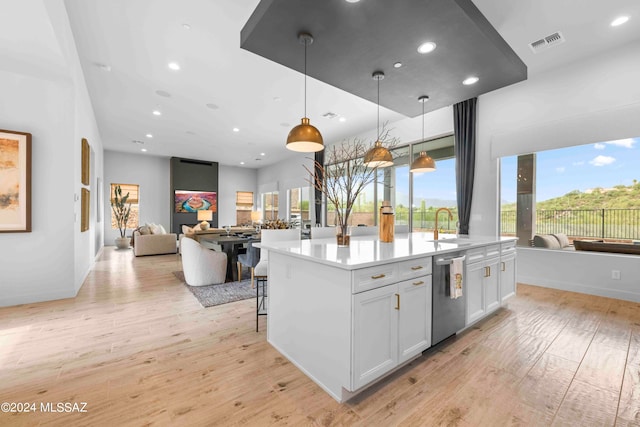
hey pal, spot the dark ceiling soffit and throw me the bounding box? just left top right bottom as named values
left=240, top=0, right=527, bottom=118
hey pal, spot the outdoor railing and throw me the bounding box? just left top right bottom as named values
left=501, top=208, right=640, bottom=240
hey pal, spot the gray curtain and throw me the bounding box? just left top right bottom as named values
left=314, top=150, right=324, bottom=226
left=453, top=97, right=477, bottom=235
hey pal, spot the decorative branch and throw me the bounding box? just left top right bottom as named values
left=304, top=123, right=399, bottom=230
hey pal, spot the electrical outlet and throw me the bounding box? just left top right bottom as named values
left=611, top=270, right=621, bottom=280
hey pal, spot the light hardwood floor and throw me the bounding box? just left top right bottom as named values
left=1, top=247, right=639, bottom=426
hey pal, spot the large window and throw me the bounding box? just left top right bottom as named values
left=500, top=137, right=640, bottom=244
left=288, top=187, right=310, bottom=228
left=236, top=191, right=253, bottom=225
left=324, top=134, right=457, bottom=232
left=110, top=183, right=139, bottom=229
left=262, top=191, right=279, bottom=221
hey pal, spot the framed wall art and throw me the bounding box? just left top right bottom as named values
left=81, top=138, right=90, bottom=186
left=81, top=188, right=90, bottom=232
left=0, top=129, right=32, bottom=232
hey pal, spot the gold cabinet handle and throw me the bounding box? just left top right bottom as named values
left=410, top=266, right=423, bottom=271
left=395, top=293, right=400, bottom=310
left=412, top=280, right=424, bottom=286
left=501, top=262, right=505, bottom=272
left=488, top=266, right=491, bottom=277
left=371, top=274, right=386, bottom=280
left=484, top=266, right=490, bottom=278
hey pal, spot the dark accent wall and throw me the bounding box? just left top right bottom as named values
left=170, top=157, right=219, bottom=234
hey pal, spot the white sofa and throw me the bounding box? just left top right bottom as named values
left=133, top=230, right=177, bottom=256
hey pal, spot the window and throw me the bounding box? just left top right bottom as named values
left=411, top=136, right=457, bottom=232
left=324, top=134, right=457, bottom=232
left=236, top=191, right=253, bottom=225
left=262, top=191, right=279, bottom=221
left=288, top=187, right=310, bottom=228
left=110, top=183, right=139, bottom=229
left=500, top=137, right=640, bottom=245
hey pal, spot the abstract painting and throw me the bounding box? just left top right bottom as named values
left=0, top=129, right=31, bottom=232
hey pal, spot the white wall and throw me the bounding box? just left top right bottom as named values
left=218, top=165, right=258, bottom=227
left=473, top=40, right=640, bottom=301
left=0, top=0, right=103, bottom=306
left=103, top=151, right=170, bottom=244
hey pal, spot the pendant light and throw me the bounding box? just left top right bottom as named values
left=286, top=32, right=324, bottom=152
left=410, top=95, right=436, bottom=173
left=364, top=71, right=393, bottom=168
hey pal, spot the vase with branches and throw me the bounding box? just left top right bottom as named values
left=111, top=185, right=132, bottom=248
left=305, top=127, right=397, bottom=246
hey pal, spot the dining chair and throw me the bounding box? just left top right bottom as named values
left=180, top=238, right=227, bottom=286
left=254, top=228, right=301, bottom=331
left=310, top=226, right=336, bottom=239
left=395, top=224, right=410, bottom=234
left=349, top=225, right=379, bottom=236
left=236, top=240, right=260, bottom=287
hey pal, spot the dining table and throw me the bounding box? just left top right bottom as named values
left=199, top=233, right=260, bottom=282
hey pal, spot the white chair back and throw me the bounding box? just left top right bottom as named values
left=350, top=226, right=378, bottom=236
left=311, top=226, right=336, bottom=239
left=395, top=224, right=410, bottom=234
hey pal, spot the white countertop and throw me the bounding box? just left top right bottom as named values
left=258, top=233, right=517, bottom=270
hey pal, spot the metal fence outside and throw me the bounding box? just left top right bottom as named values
left=501, top=209, right=640, bottom=240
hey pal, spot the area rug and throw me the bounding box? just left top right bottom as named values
left=173, top=271, right=255, bottom=308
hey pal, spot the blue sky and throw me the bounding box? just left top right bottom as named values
left=501, top=137, right=639, bottom=204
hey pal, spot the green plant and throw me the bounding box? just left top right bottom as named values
left=111, top=185, right=131, bottom=238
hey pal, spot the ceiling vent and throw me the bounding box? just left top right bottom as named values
left=529, top=32, right=565, bottom=53
left=322, top=112, right=338, bottom=119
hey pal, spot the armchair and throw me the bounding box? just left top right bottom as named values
left=180, top=238, right=228, bottom=286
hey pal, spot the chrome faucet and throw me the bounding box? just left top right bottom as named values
left=433, top=207, right=453, bottom=240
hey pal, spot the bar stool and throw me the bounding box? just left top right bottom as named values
left=252, top=229, right=301, bottom=332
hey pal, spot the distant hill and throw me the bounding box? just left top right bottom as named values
left=502, top=182, right=640, bottom=210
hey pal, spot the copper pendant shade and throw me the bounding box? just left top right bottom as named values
left=364, top=71, right=393, bottom=168
left=286, top=33, right=324, bottom=153
left=410, top=95, right=436, bottom=173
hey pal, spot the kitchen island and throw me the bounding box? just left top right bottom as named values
left=259, top=233, right=517, bottom=402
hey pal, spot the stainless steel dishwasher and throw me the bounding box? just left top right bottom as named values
left=432, top=252, right=466, bottom=346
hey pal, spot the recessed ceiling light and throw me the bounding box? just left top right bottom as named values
left=240, top=161, right=245, bottom=165
left=155, top=90, right=171, bottom=97
left=206, top=103, right=219, bottom=110
left=345, top=0, right=360, bottom=3
left=260, top=152, right=266, bottom=156
left=393, top=62, right=402, bottom=68
left=233, top=127, right=240, bottom=132
left=339, top=117, right=347, bottom=122
left=152, top=110, right=162, bottom=116
left=417, top=41, right=437, bottom=54
left=463, top=76, right=479, bottom=85
left=145, top=133, right=153, bottom=138
left=141, top=148, right=147, bottom=152
left=182, top=23, right=191, bottom=30
left=168, top=62, right=181, bottom=71
left=611, top=16, right=630, bottom=27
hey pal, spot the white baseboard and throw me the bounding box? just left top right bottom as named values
left=0, top=289, right=77, bottom=308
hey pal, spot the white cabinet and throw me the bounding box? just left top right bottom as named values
left=352, top=275, right=432, bottom=391
left=500, top=253, right=516, bottom=303
left=466, top=245, right=501, bottom=326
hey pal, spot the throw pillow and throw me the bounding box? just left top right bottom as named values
left=158, top=224, right=167, bottom=234
left=139, top=225, right=151, bottom=235
left=182, top=225, right=193, bottom=234
left=148, top=223, right=161, bottom=235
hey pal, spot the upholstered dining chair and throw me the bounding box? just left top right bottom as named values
left=310, top=226, right=336, bottom=239
left=350, top=225, right=379, bottom=236
left=180, top=237, right=227, bottom=286
left=254, top=228, right=301, bottom=331
left=236, top=240, right=260, bottom=287
left=395, top=224, right=410, bottom=234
